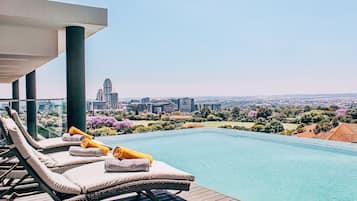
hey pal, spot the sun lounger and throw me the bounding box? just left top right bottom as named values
left=6, top=107, right=81, bottom=153
left=0, top=117, right=194, bottom=201
left=0, top=119, right=110, bottom=179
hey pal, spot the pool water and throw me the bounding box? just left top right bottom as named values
left=99, top=128, right=357, bottom=201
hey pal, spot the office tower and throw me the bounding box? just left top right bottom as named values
left=96, top=89, right=104, bottom=101
left=110, top=92, right=118, bottom=109
left=178, top=97, right=195, bottom=112
left=103, top=78, right=112, bottom=104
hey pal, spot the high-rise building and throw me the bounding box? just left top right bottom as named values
left=178, top=97, right=195, bottom=112
left=141, top=97, right=150, bottom=103
left=103, top=78, right=112, bottom=104
left=96, top=89, right=104, bottom=101
left=110, top=92, right=118, bottom=109
left=202, top=103, right=222, bottom=111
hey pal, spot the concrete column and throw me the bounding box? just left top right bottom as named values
left=66, top=26, right=86, bottom=131
left=12, top=80, right=19, bottom=112
left=26, top=70, right=37, bottom=138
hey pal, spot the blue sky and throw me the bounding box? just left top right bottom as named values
left=2, top=0, right=357, bottom=99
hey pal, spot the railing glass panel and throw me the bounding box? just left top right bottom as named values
left=0, top=98, right=67, bottom=139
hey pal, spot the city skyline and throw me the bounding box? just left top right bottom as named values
left=1, top=0, right=357, bottom=99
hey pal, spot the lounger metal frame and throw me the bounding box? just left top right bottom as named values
left=0, top=124, right=42, bottom=200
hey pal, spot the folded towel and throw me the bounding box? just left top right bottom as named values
left=68, top=126, right=93, bottom=140
left=81, top=138, right=110, bottom=155
left=62, top=133, right=83, bottom=141
left=69, top=146, right=104, bottom=157
left=105, top=158, right=150, bottom=172
left=113, top=146, right=153, bottom=164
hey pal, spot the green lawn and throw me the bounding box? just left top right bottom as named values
left=201, top=121, right=254, bottom=128
left=202, top=121, right=298, bottom=130
left=132, top=120, right=159, bottom=126
left=132, top=120, right=298, bottom=130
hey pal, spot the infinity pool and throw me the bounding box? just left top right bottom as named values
left=99, top=128, right=357, bottom=201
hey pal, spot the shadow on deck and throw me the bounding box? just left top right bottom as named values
left=13, top=183, right=239, bottom=201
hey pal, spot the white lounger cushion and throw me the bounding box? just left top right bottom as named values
left=46, top=151, right=110, bottom=168
left=36, top=137, right=81, bottom=149
left=27, top=157, right=82, bottom=194
left=10, top=110, right=81, bottom=149
left=6, top=149, right=109, bottom=169
left=63, top=161, right=195, bottom=193
left=4, top=118, right=34, bottom=159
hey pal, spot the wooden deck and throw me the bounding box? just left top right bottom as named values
left=11, top=183, right=239, bottom=201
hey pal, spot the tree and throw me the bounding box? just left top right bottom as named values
left=300, top=113, right=313, bottom=124
left=314, top=118, right=339, bottom=134
left=348, top=108, right=357, bottom=119
left=312, top=114, right=327, bottom=123
left=207, top=114, right=222, bottom=121
left=216, top=111, right=230, bottom=121
left=328, top=105, right=339, bottom=111
left=314, top=119, right=333, bottom=133
left=331, top=117, right=339, bottom=127
left=255, top=117, right=267, bottom=124
left=200, top=108, right=211, bottom=118
left=303, top=105, right=311, bottom=112
left=231, top=107, right=240, bottom=120
left=257, top=107, right=272, bottom=119
left=264, top=120, right=284, bottom=133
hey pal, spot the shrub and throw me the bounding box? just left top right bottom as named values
left=232, top=126, right=249, bottom=131
left=87, top=126, right=117, bottom=136
left=207, top=114, right=223, bottom=121
left=134, top=125, right=152, bottom=133
left=219, top=124, right=233, bottom=129
left=114, top=115, right=123, bottom=121
left=251, top=124, right=265, bottom=132
left=163, top=124, right=175, bottom=130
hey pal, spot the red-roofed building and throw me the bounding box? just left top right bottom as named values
left=295, top=123, right=357, bottom=143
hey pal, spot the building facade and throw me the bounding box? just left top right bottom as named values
left=110, top=92, right=118, bottom=109
left=87, top=101, right=107, bottom=111
left=96, top=89, right=104, bottom=101
left=141, top=97, right=150, bottom=103
left=203, top=103, right=222, bottom=111
left=178, top=97, right=195, bottom=112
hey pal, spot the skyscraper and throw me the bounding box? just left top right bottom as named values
left=96, top=89, right=104, bottom=101
left=103, top=78, right=112, bottom=105
left=110, top=92, right=118, bottom=109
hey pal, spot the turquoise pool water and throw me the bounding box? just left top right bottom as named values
left=99, top=128, right=357, bottom=201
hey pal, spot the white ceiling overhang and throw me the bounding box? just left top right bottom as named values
left=0, top=0, right=107, bottom=83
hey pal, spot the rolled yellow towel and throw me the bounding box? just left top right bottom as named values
left=69, top=126, right=93, bottom=140
left=81, top=138, right=109, bottom=155
left=113, top=146, right=153, bottom=164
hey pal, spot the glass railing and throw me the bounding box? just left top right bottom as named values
left=0, top=98, right=67, bottom=139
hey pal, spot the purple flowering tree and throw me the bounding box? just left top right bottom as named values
left=87, top=116, right=134, bottom=131
left=335, top=109, right=347, bottom=118
left=113, top=119, right=134, bottom=131
left=248, top=110, right=258, bottom=118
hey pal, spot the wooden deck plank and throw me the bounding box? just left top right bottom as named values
left=10, top=183, right=240, bottom=201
